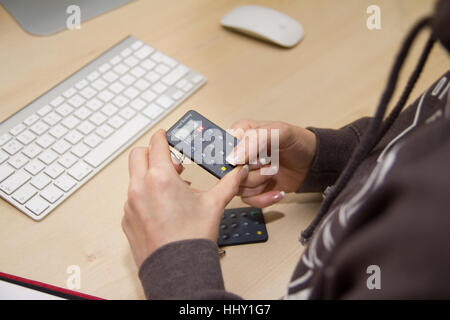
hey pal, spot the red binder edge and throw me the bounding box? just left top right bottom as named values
left=0, top=271, right=103, bottom=300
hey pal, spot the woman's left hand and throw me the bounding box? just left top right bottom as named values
left=122, top=129, right=249, bottom=268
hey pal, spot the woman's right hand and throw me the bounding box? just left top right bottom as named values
left=227, top=120, right=317, bottom=208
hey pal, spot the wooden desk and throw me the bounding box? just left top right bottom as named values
left=0, top=0, right=448, bottom=299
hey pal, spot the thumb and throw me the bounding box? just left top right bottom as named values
left=208, top=165, right=249, bottom=206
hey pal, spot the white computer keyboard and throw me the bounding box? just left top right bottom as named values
left=0, top=36, right=206, bottom=220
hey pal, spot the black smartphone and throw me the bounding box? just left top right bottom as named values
left=166, top=110, right=238, bottom=178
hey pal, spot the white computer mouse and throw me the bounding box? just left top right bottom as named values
left=221, top=5, right=304, bottom=48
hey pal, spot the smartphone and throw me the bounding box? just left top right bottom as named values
left=166, top=110, right=238, bottom=178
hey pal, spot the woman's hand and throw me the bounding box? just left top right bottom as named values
left=227, top=120, right=316, bottom=208
left=122, top=129, right=249, bottom=268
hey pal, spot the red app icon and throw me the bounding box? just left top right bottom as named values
left=196, top=125, right=204, bottom=133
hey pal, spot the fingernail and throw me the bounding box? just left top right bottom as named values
left=171, top=152, right=182, bottom=164
left=240, top=165, right=249, bottom=179
left=259, top=157, right=270, bottom=165
left=272, top=191, right=285, bottom=202
left=226, top=153, right=236, bottom=166
left=261, top=165, right=278, bottom=176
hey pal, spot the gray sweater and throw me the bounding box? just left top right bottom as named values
left=139, top=70, right=450, bottom=299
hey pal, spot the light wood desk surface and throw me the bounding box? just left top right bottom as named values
left=0, top=0, right=448, bottom=299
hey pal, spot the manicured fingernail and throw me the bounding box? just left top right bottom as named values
left=240, top=165, right=249, bottom=179
left=261, top=165, right=278, bottom=176
left=226, top=153, right=236, bottom=166
left=259, top=157, right=270, bottom=165
left=273, top=191, right=285, bottom=202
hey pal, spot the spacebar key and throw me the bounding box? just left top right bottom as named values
left=84, top=114, right=151, bottom=168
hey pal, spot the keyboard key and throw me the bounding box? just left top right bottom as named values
left=68, top=161, right=92, bottom=181
left=24, top=159, right=45, bottom=175
left=84, top=114, right=150, bottom=168
left=40, top=184, right=64, bottom=203
left=107, top=115, right=125, bottom=129
left=64, top=130, right=83, bottom=145
left=134, top=79, right=150, bottom=91
left=63, top=87, right=77, bottom=98
left=191, top=74, right=204, bottom=84
left=71, top=143, right=90, bottom=158
left=145, top=71, right=160, bottom=83
left=143, top=104, right=163, bottom=119
left=58, top=153, right=78, bottom=169
left=0, top=133, right=12, bottom=146
left=16, top=130, right=36, bottom=145
left=38, top=149, right=58, bottom=165
left=141, top=59, right=156, bottom=70
left=95, top=124, right=114, bottom=138
left=30, top=121, right=50, bottom=135
left=75, top=79, right=89, bottom=90
left=109, top=81, right=125, bottom=94
left=162, top=65, right=189, bottom=86
left=61, top=115, right=81, bottom=130
left=0, top=163, right=15, bottom=182
left=87, top=71, right=100, bottom=81
left=77, top=121, right=95, bottom=135
left=35, top=134, right=55, bottom=149
left=91, top=78, right=108, bottom=91
left=23, top=114, right=39, bottom=126
left=89, top=112, right=107, bottom=126
left=68, top=94, right=86, bottom=107
left=98, top=90, right=114, bottom=102
left=74, top=106, right=92, bottom=120
left=142, top=90, right=157, bottom=102
left=120, top=74, right=136, bottom=86
left=124, top=87, right=139, bottom=99
left=119, top=107, right=136, bottom=120
left=8, top=153, right=29, bottom=169
left=182, top=82, right=194, bottom=92
left=134, top=45, right=154, bottom=59
left=131, top=40, right=143, bottom=50
left=103, top=71, right=119, bottom=82
left=0, top=170, right=31, bottom=195
left=124, top=56, right=139, bottom=68
left=101, top=104, right=118, bottom=117
left=25, top=195, right=49, bottom=215
left=155, top=95, right=174, bottom=109
left=10, top=123, right=26, bottom=136
left=49, top=124, right=68, bottom=139
left=113, top=64, right=129, bottom=75
left=43, top=112, right=62, bottom=126
left=121, top=48, right=132, bottom=58
left=112, top=95, right=129, bottom=108
left=80, top=87, right=97, bottom=100
left=86, top=98, right=103, bottom=111
left=50, top=96, right=64, bottom=107
left=155, top=64, right=170, bottom=75
left=12, top=183, right=37, bottom=204
left=0, top=150, right=8, bottom=164
left=54, top=174, right=76, bottom=192
left=99, top=63, right=111, bottom=73
left=152, top=82, right=167, bottom=94
left=84, top=133, right=102, bottom=148
left=3, top=140, right=23, bottom=155
left=130, top=66, right=145, bottom=78
left=22, top=143, right=42, bottom=159
left=110, top=55, right=122, bottom=65
left=130, top=98, right=147, bottom=111
left=30, top=173, right=51, bottom=190
left=37, top=105, right=52, bottom=116
left=44, top=162, right=65, bottom=179
left=51, top=140, right=71, bottom=155
left=172, top=90, right=184, bottom=100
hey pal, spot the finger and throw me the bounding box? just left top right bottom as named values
left=171, top=153, right=184, bottom=175
left=238, top=182, right=269, bottom=197
left=208, top=165, right=249, bottom=206
left=242, top=190, right=286, bottom=208
left=240, top=171, right=271, bottom=189
left=226, top=128, right=272, bottom=166
left=128, top=147, right=149, bottom=183
left=148, top=129, right=174, bottom=169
